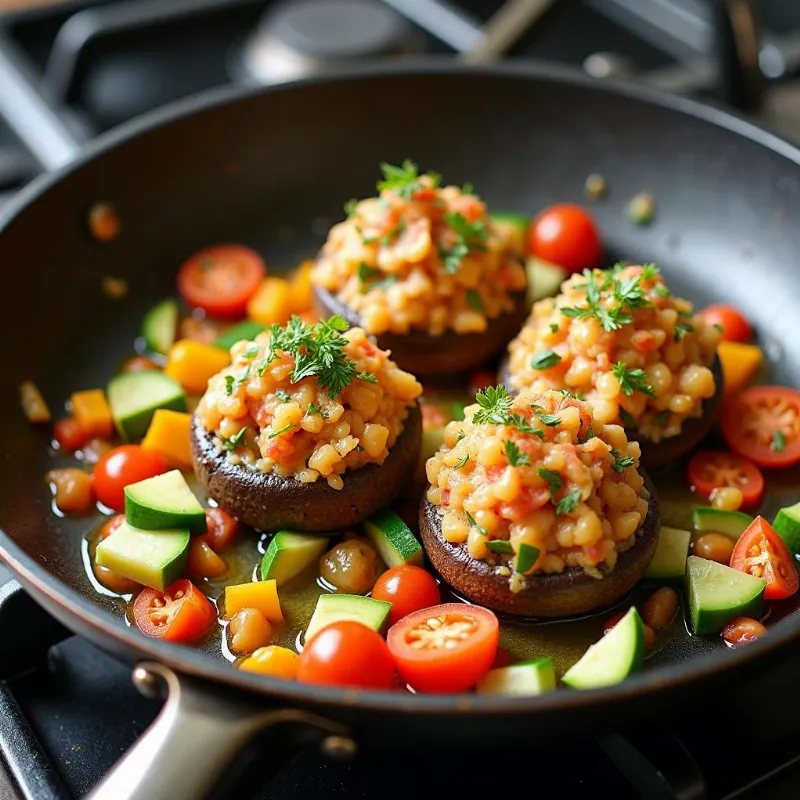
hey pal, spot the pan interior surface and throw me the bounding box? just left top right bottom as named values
left=2, top=64, right=800, bottom=716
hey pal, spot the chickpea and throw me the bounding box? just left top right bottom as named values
left=710, top=486, right=744, bottom=511
left=643, top=587, right=679, bottom=631
left=47, top=468, right=94, bottom=514
left=721, top=617, right=767, bottom=647
left=229, top=608, right=273, bottom=655
left=693, top=533, right=734, bottom=564
left=319, top=539, right=378, bottom=594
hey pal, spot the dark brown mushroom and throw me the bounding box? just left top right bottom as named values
left=497, top=354, right=723, bottom=471
left=419, top=471, right=660, bottom=618
left=191, top=403, right=421, bottom=532
left=313, top=284, right=527, bottom=378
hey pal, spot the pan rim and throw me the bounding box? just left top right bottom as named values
left=1, top=59, right=799, bottom=715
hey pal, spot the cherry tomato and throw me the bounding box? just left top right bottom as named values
left=386, top=603, right=499, bottom=693
left=199, top=507, right=241, bottom=551
left=120, top=355, right=159, bottom=374
left=372, top=565, right=441, bottom=625
left=528, top=204, right=602, bottom=273
left=177, top=244, right=265, bottom=319
left=54, top=417, right=89, bottom=452
left=98, top=514, right=125, bottom=542
left=697, top=304, right=753, bottom=343
left=721, top=386, right=800, bottom=468
left=93, top=445, right=168, bottom=511
left=133, top=579, right=217, bottom=641
left=297, top=621, right=394, bottom=689
left=686, top=450, right=764, bottom=508
left=730, top=516, right=799, bottom=600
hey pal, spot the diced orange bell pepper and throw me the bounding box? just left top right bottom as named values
left=718, top=342, right=763, bottom=395
left=71, top=389, right=113, bottom=438
left=238, top=645, right=299, bottom=678
left=141, top=409, right=193, bottom=468
left=289, top=261, right=314, bottom=313
left=247, top=277, right=293, bottom=326
left=224, top=580, right=283, bottom=622
left=164, top=339, right=230, bottom=394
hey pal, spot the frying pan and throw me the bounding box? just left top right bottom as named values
left=2, top=62, right=800, bottom=800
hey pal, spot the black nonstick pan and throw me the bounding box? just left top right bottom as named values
left=2, top=62, right=800, bottom=800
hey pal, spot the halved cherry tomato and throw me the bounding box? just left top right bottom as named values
left=133, top=579, right=217, bottom=641
left=387, top=603, right=499, bottom=693
left=528, top=204, right=602, bottom=273
left=686, top=450, right=764, bottom=508
left=54, top=417, right=89, bottom=452
left=297, top=621, right=394, bottom=689
left=199, top=507, right=241, bottom=551
left=177, top=244, right=265, bottom=319
left=721, top=386, right=800, bottom=468
left=93, top=445, right=168, bottom=511
left=730, top=516, right=799, bottom=600
left=697, top=304, right=753, bottom=343
left=372, top=565, right=441, bottom=625
left=98, top=514, right=125, bottom=542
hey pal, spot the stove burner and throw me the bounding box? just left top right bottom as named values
left=235, top=0, right=416, bottom=85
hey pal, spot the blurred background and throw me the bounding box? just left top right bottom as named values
left=0, top=0, right=799, bottom=211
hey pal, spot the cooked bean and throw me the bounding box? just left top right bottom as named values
left=721, top=617, right=766, bottom=647
left=643, top=586, right=679, bottom=630
left=319, top=539, right=378, bottom=594
left=229, top=608, right=273, bottom=655
left=710, top=486, right=744, bottom=511
left=694, top=533, right=734, bottom=564
left=47, top=468, right=94, bottom=514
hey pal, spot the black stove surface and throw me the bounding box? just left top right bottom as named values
left=3, top=1, right=800, bottom=798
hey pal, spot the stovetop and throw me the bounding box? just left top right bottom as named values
left=3, top=1, right=800, bottom=798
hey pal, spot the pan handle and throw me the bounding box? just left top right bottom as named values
left=87, top=661, right=353, bottom=800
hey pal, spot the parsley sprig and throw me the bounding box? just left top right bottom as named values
left=439, top=211, right=488, bottom=275
left=612, top=362, right=656, bottom=398
left=503, top=440, right=530, bottom=467
left=472, top=385, right=544, bottom=437
left=377, top=160, right=440, bottom=200
left=611, top=450, right=635, bottom=473
left=222, top=427, right=249, bottom=452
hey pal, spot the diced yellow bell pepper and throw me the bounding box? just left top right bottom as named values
left=71, top=389, right=113, bottom=438
left=718, top=341, right=763, bottom=395
left=247, top=277, right=293, bottom=326
left=238, top=645, right=299, bottom=679
left=164, top=339, right=230, bottom=395
left=141, top=409, right=193, bottom=468
left=224, top=580, right=283, bottom=623
left=289, top=261, right=314, bottom=313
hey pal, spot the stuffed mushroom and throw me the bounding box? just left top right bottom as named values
left=311, top=161, right=528, bottom=377
left=420, top=387, right=660, bottom=617
left=500, top=264, right=723, bottom=470
left=191, top=316, right=423, bottom=531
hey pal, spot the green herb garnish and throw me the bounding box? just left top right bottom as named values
left=466, top=289, right=484, bottom=312
left=440, top=211, right=488, bottom=274
left=275, top=389, right=291, bottom=403
left=674, top=322, right=694, bottom=342
left=225, top=369, right=250, bottom=396
left=357, top=262, right=381, bottom=290
left=530, top=349, right=562, bottom=371
left=473, top=385, right=514, bottom=426
left=611, top=450, right=635, bottom=473
left=537, top=467, right=563, bottom=503
left=377, top=160, right=440, bottom=199
left=356, top=371, right=378, bottom=384
left=243, top=343, right=260, bottom=358
left=486, top=540, right=514, bottom=555
left=269, top=423, right=294, bottom=439
left=222, top=426, right=249, bottom=452
left=654, top=410, right=670, bottom=426
left=578, top=425, right=595, bottom=444
left=612, top=362, right=656, bottom=398
left=538, top=412, right=562, bottom=427
left=654, top=285, right=670, bottom=298
left=619, top=407, right=637, bottom=428
left=773, top=430, right=786, bottom=452
left=306, top=402, right=321, bottom=416
left=344, top=198, right=359, bottom=217
left=461, top=182, right=474, bottom=195
left=465, top=511, right=487, bottom=537
left=549, top=323, right=559, bottom=333
left=456, top=430, right=466, bottom=442
left=515, top=543, right=540, bottom=574
left=503, top=440, right=530, bottom=467
left=641, top=263, right=660, bottom=280
left=454, top=454, right=470, bottom=470
left=556, top=489, right=582, bottom=516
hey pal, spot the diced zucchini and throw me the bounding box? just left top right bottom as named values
left=773, top=501, right=800, bottom=555
left=142, top=298, right=178, bottom=355
left=304, top=594, right=391, bottom=643
left=562, top=607, right=645, bottom=690
left=124, top=469, right=206, bottom=533
left=213, top=320, right=266, bottom=351
left=107, top=371, right=186, bottom=441
left=476, top=658, right=556, bottom=696
left=420, top=427, right=446, bottom=462
left=95, top=521, right=189, bottom=591
left=645, top=526, right=691, bottom=583
left=527, top=257, right=568, bottom=305
left=686, top=555, right=765, bottom=635
left=364, top=509, right=423, bottom=567
left=260, top=531, right=329, bottom=586
left=692, top=507, right=753, bottom=541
